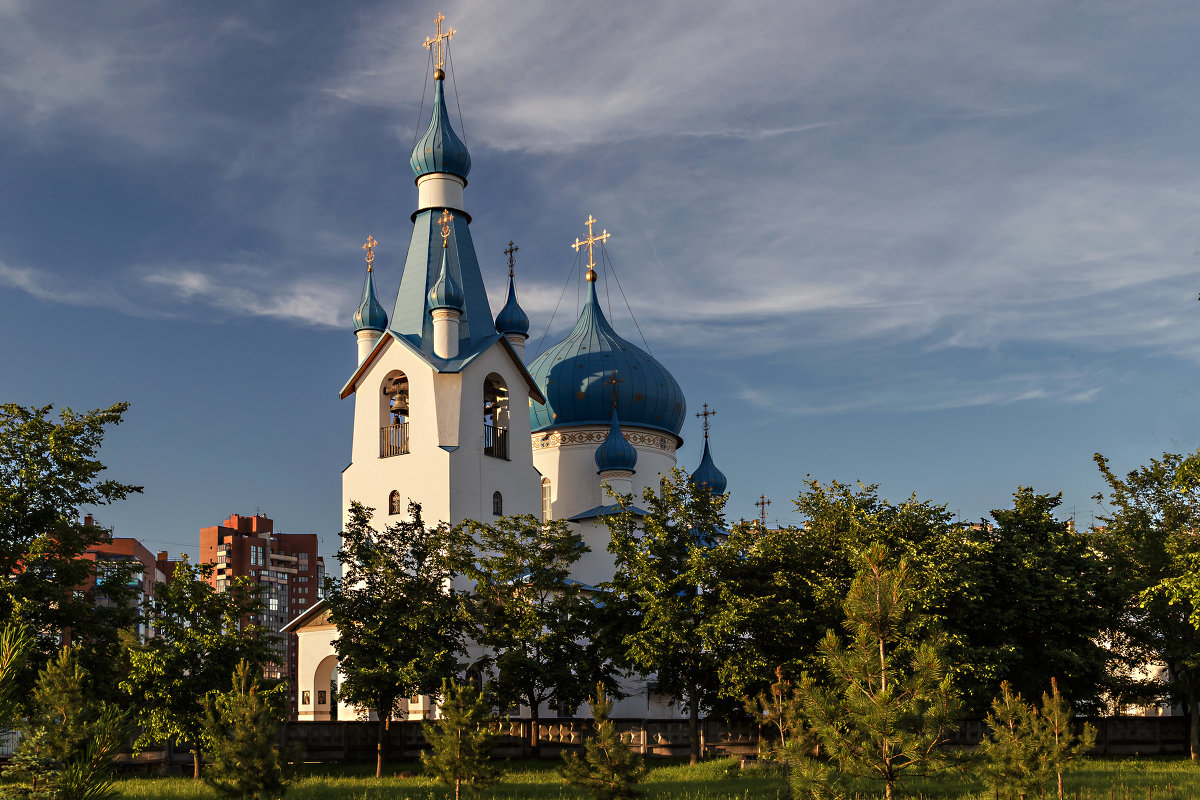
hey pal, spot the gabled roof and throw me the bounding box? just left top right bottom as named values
left=339, top=330, right=545, bottom=404
left=281, top=598, right=330, bottom=633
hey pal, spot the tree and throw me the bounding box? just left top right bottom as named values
left=461, top=514, right=595, bottom=755
left=0, top=403, right=143, bottom=697
left=201, top=660, right=293, bottom=800
left=0, top=623, right=32, bottom=729
left=794, top=548, right=960, bottom=800
left=710, top=479, right=967, bottom=707
left=325, top=500, right=470, bottom=778
left=2, top=645, right=130, bottom=800
left=950, top=489, right=1111, bottom=714
left=121, top=558, right=275, bottom=779
left=1091, top=451, right=1200, bottom=758
left=744, top=667, right=815, bottom=800
left=420, top=678, right=502, bottom=800
left=560, top=682, right=646, bottom=800
left=978, top=679, right=1095, bottom=800
left=604, top=468, right=728, bottom=764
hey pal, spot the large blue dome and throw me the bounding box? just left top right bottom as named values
left=529, top=282, right=686, bottom=437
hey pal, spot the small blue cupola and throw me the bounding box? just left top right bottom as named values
left=353, top=268, right=388, bottom=332
left=690, top=439, right=728, bottom=495
left=494, top=261, right=529, bottom=336
left=427, top=246, right=465, bottom=312
left=595, top=407, right=638, bottom=474
left=410, top=73, right=471, bottom=183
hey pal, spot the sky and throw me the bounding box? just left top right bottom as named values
left=1, top=0, right=1197, bottom=562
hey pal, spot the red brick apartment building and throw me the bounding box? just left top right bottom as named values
left=81, top=514, right=164, bottom=641
left=199, top=513, right=324, bottom=687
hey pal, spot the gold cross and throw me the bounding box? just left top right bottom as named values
left=504, top=241, right=519, bottom=278
left=606, top=370, right=624, bottom=409
left=695, top=403, right=716, bottom=439
left=423, top=13, right=455, bottom=71
left=438, top=210, right=454, bottom=247
left=362, top=235, right=377, bottom=272
left=572, top=214, right=610, bottom=281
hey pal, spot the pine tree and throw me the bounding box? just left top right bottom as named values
left=793, top=547, right=961, bottom=800
left=420, top=679, right=502, bottom=800
left=0, top=623, right=32, bottom=729
left=559, top=683, right=647, bottom=800
left=1037, top=678, right=1097, bottom=800
left=744, top=667, right=816, bottom=800
left=978, top=682, right=1042, bottom=799
left=1, top=646, right=129, bottom=800
left=978, top=678, right=1096, bottom=800
left=200, top=660, right=292, bottom=800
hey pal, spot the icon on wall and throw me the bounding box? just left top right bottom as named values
left=318, top=690, right=327, bottom=705
left=302, top=691, right=311, bottom=705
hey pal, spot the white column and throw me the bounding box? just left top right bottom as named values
left=600, top=470, right=634, bottom=500
left=356, top=329, right=381, bottom=365
left=432, top=309, right=460, bottom=359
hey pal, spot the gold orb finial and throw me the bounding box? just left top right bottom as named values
left=424, top=13, right=455, bottom=72
left=362, top=235, right=378, bottom=272
left=438, top=209, right=454, bottom=247
left=572, top=214, right=610, bottom=283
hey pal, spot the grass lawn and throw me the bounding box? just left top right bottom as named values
left=113, top=756, right=1200, bottom=800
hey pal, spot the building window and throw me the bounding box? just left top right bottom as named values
left=492, top=491, right=503, bottom=516
left=389, top=490, right=402, bottom=515
left=541, top=478, right=552, bottom=522
left=381, top=371, right=410, bottom=457
left=483, top=373, right=509, bottom=459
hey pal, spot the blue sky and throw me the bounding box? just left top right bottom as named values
left=1, top=1, right=1197, bottom=561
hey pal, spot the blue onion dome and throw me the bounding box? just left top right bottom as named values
left=595, top=408, right=638, bottom=474
left=353, top=269, right=388, bottom=332
left=529, top=282, right=686, bottom=437
left=495, top=273, right=530, bottom=336
left=427, top=247, right=465, bottom=311
left=410, top=76, right=471, bottom=182
left=690, top=439, right=728, bottom=495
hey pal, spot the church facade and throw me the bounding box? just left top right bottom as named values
left=287, top=18, right=728, bottom=722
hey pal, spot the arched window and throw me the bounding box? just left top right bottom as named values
left=541, top=478, right=552, bottom=522
left=492, top=491, right=503, bottom=516
left=381, top=371, right=410, bottom=457
left=388, top=491, right=402, bottom=515
left=483, top=373, right=509, bottom=459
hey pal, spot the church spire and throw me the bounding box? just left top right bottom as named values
left=690, top=403, right=728, bottom=495
left=391, top=16, right=495, bottom=360
left=495, top=240, right=531, bottom=357
left=353, top=235, right=388, bottom=364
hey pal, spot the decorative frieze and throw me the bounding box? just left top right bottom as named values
left=532, top=427, right=676, bottom=454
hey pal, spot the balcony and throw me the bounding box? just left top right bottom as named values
left=484, top=423, right=508, bottom=460
left=381, top=422, right=410, bottom=457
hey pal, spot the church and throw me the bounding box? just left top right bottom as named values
left=286, top=15, right=728, bottom=722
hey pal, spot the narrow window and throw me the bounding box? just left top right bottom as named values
left=389, top=490, right=402, bottom=515
left=492, top=491, right=503, bottom=516
left=541, top=478, right=552, bottom=522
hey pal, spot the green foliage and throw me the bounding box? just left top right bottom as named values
left=1092, top=451, right=1200, bottom=756
left=1, top=646, right=130, bottom=800
left=420, top=679, right=502, bottom=800
left=710, top=480, right=965, bottom=707
left=0, top=623, right=32, bottom=728
left=325, top=500, right=470, bottom=776
left=952, top=489, right=1110, bottom=714
left=793, top=548, right=961, bottom=800
left=0, top=403, right=143, bottom=699
left=604, top=469, right=728, bottom=764
left=461, top=514, right=595, bottom=750
left=121, top=559, right=276, bottom=779
left=559, top=683, right=647, bottom=800
left=744, top=667, right=815, bottom=800
left=978, top=679, right=1097, bottom=800
left=201, top=660, right=292, bottom=800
